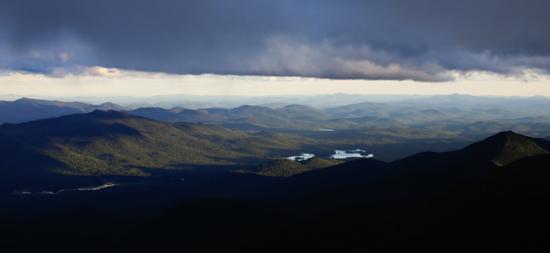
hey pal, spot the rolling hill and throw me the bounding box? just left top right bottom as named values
left=249, top=157, right=342, bottom=177
left=129, top=104, right=331, bottom=129
left=0, top=110, right=304, bottom=178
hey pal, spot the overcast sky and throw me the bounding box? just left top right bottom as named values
left=1, top=0, right=549, bottom=97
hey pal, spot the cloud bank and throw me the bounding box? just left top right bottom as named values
left=0, top=0, right=549, bottom=81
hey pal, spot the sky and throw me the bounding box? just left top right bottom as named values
left=0, top=0, right=549, bottom=98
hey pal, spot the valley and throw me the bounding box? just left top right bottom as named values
left=2, top=96, right=550, bottom=252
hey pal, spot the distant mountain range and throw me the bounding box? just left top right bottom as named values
left=0, top=98, right=125, bottom=124
left=4, top=97, right=550, bottom=139
left=3, top=96, right=550, bottom=170
left=129, top=104, right=330, bottom=129
left=130, top=97, right=550, bottom=139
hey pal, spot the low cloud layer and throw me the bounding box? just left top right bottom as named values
left=1, top=0, right=549, bottom=81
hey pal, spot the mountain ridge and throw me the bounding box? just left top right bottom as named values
left=464, top=131, right=549, bottom=166
left=0, top=110, right=303, bottom=179
left=282, top=131, right=550, bottom=194
left=250, top=157, right=342, bottom=177
left=0, top=98, right=127, bottom=124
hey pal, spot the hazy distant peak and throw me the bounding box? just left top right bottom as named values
left=231, top=105, right=272, bottom=111
left=169, top=107, right=187, bottom=113
left=282, top=104, right=316, bottom=110
left=131, top=107, right=169, bottom=112
left=14, top=97, right=36, bottom=103
left=95, top=102, right=126, bottom=111
left=88, top=109, right=131, bottom=119
left=14, top=97, right=66, bottom=106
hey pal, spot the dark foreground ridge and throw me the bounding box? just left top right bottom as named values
left=1, top=131, right=550, bottom=252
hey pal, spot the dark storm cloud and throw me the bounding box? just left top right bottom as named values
left=0, top=0, right=549, bottom=81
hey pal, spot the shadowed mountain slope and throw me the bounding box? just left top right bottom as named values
left=302, top=157, right=342, bottom=169
left=250, top=157, right=342, bottom=177
left=461, top=131, right=548, bottom=166
left=0, top=110, right=303, bottom=178
left=4, top=131, right=550, bottom=252
left=277, top=131, right=550, bottom=199
left=289, top=158, right=388, bottom=184
left=255, top=159, right=310, bottom=177
left=389, top=131, right=549, bottom=175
